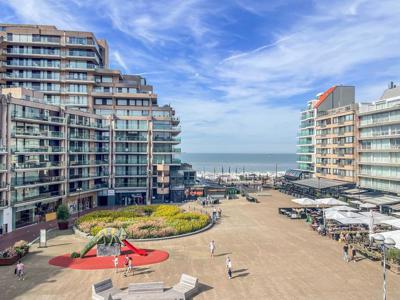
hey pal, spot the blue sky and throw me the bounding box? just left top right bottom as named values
left=1, top=0, right=400, bottom=153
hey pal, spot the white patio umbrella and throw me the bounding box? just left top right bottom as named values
left=315, top=198, right=349, bottom=206
left=381, top=219, right=400, bottom=229
left=291, top=198, right=316, bottom=206
left=324, top=206, right=358, bottom=213
left=325, top=211, right=363, bottom=220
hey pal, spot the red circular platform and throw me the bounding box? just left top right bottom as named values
left=48, top=247, right=169, bottom=270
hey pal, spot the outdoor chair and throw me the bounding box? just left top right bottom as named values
left=168, top=273, right=199, bottom=300
left=92, top=278, right=123, bottom=300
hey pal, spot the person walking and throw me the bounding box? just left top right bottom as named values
left=209, top=240, right=216, bottom=258
left=123, top=254, right=129, bottom=275
left=343, top=244, right=349, bottom=262
left=113, top=255, right=119, bottom=273
left=351, top=245, right=357, bottom=263
left=16, top=261, right=25, bottom=280
left=218, top=208, right=222, bottom=218
left=226, top=256, right=232, bottom=279
left=125, top=257, right=133, bottom=277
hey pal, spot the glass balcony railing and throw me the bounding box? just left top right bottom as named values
left=12, top=146, right=64, bottom=153
left=115, top=182, right=147, bottom=188
left=12, top=161, right=63, bottom=170
left=12, top=176, right=65, bottom=186
left=11, top=191, right=63, bottom=204
left=12, top=130, right=64, bottom=138
left=115, top=136, right=147, bottom=141
left=115, top=148, right=147, bottom=153
left=11, top=112, right=65, bottom=123
left=69, top=160, right=109, bottom=166
left=115, top=160, right=147, bottom=164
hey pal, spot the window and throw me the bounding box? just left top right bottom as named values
left=117, top=99, right=128, bottom=106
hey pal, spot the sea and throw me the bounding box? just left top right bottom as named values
left=180, top=153, right=297, bottom=173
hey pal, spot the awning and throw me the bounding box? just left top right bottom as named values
left=293, top=178, right=349, bottom=190
left=324, top=206, right=358, bottom=213
left=315, top=198, right=349, bottom=206
left=380, top=219, right=400, bottom=229
left=360, top=203, right=377, bottom=209
left=292, top=198, right=316, bottom=206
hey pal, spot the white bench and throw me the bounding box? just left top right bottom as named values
left=128, top=282, right=164, bottom=296
left=170, top=274, right=198, bottom=300
left=92, top=278, right=123, bottom=300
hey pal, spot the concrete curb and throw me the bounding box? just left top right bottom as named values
left=72, top=219, right=215, bottom=242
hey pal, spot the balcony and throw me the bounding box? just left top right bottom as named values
left=12, top=176, right=65, bottom=187
left=115, top=136, right=147, bottom=142
left=12, top=112, right=65, bottom=124
left=68, top=160, right=109, bottom=166
left=157, top=176, right=170, bottom=184
left=157, top=187, right=169, bottom=194
left=11, top=191, right=63, bottom=205
left=12, top=146, right=64, bottom=153
left=12, top=130, right=64, bottom=139
left=115, top=172, right=147, bottom=177
left=115, top=182, right=147, bottom=188
left=115, top=148, right=147, bottom=153
left=115, top=160, right=147, bottom=165
left=12, top=161, right=63, bottom=170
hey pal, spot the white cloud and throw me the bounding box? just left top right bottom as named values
left=111, top=50, right=128, bottom=72
left=3, top=0, right=400, bottom=153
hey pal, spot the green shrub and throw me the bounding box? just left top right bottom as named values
left=56, top=204, right=70, bottom=221
left=90, top=225, right=103, bottom=236
left=388, top=248, right=400, bottom=264
left=71, top=251, right=80, bottom=258
left=152, top=205, right=181, bottom=217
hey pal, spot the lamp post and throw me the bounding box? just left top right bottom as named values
left=374, top=234, right=396, bottom=300
left=76, top=187, right=82, bottom=218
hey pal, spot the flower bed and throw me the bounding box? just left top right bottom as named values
left=0, top=240, right=29, bottom=266
left=75, top=205, right=210, bottom=239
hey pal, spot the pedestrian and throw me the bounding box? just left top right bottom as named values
left=343, top=244, right=349, bottom=262
left=113, top=255, right=119, bottom=273
left=351, top=245, right=357, bottom=263
left=226, top=256, right=232, bottom=279
left=126, top=257, right=133, bottom=277
left=16, top=260, right=25, bottom=280
left=345, top=232, right=351, bottom=243
left=123, top=254, right=129, bottom=275
left=209, top=240, right=216, bottom=258
left=218, top=208, right=222, bottom=218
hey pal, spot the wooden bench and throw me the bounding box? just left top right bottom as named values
left=170, top=274, right=199, bottom=300
left=128, top=282, right=164, bottom=295
left=92, top=278, right=123, bottom=300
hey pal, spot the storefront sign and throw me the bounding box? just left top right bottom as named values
left=107, top=189, right=115, bottom=196
left=45, top=212, right=57, bottom=222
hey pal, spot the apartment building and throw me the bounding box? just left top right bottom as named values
left=314, top=86, right=357, bottom=183
left=0, top=24, right=188, bottom=232
left=358, top=83, right=400, bottom=194
left=296, top=99, right=316, bottom=173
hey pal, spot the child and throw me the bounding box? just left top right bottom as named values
left=113, top=255, right=119, bottom=273
left=209, top=240, right=216, bottom=258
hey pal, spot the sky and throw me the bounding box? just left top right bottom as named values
left=1, top=0, right=400, bottom=153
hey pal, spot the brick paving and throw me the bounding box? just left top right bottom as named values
left=1, top=191, right=399, bottom=300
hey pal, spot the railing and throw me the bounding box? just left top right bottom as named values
left=12, top=146, right=64, bottom=153
left=12, top=130, right=64, bottom=138
left=11, top=112, right=65, bottom=123
left=12, top=176, right=65, bottom=186
left=115, top=136, right=147, bottom=141
left=12, top=161, right=63, bottom=170
left=69, top=160, right=109, bottom=166
left=115, top=183, right=147, bottom=188
left=11, top=191, right=63, bottom=204
left=115, top=148, right=147, bottom=153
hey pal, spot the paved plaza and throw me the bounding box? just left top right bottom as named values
left=1, top=190, right=400, bottom=299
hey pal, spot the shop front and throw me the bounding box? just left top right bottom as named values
left=115, top=192, right=146, bottom=206
left=66, top=193, right=97, bottom=214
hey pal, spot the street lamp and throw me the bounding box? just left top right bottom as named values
left=76, top=187, right=82, bottom=218
left=374, top=234, right=396, bottom=300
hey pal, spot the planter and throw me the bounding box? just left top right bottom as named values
left=58, top=221, right=69, bottom=230
left=0, top=255, right=19, bottom=266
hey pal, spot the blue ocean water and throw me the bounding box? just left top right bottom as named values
left=180, top=153, right=297, bottom=173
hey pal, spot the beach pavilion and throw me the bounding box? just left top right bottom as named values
left=279, top=177, right=353, bottom=199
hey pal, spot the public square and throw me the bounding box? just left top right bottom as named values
left=1, top=190, right=399, bottom=300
